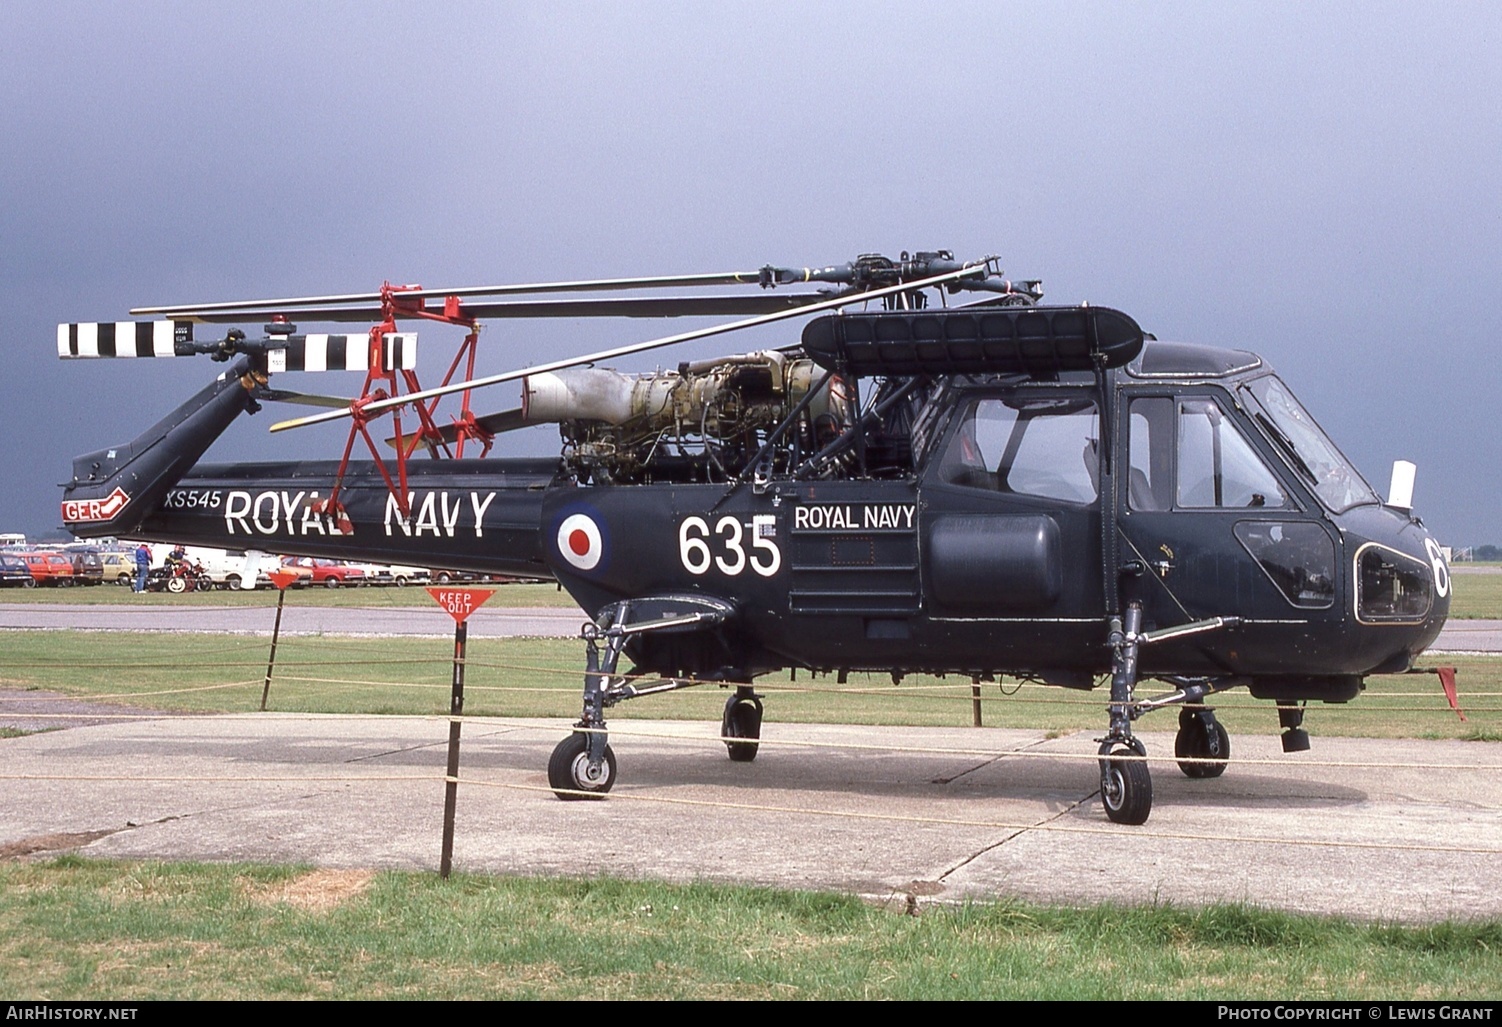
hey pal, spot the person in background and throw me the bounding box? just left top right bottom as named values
left=133, top=542, right=151, bottom=592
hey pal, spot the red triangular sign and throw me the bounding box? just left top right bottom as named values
left=427, top=586, right=496, bottom=624
left=268, top=569, right=301, bottom=591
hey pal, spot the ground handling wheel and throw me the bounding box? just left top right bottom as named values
left=1100, top=748, right=1153, bottom=825
left=721, top=691, right=763, bottom=763
left=547, top=732, right=617, bottom=800
left=1175, top=708, right=1230, bottom=779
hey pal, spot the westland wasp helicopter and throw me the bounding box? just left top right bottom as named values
left=56, top=251, right=1452, bottom=824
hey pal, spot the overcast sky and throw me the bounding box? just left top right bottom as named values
left=3, top=2, right=1498, bottom=545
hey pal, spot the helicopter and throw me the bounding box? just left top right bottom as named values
left=55, top=251, right=1452, bottom=824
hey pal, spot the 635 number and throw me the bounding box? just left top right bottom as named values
left=678, top=515, right=781, bottom=577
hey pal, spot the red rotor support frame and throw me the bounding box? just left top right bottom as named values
left=309, top=283, right=490, bottom=529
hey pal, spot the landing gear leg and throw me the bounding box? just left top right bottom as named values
left=548, top=611, right=626, bottom=800
left=1099, top=603, right=1153, bottom=825
left=721, top=685, right=763, bottom=763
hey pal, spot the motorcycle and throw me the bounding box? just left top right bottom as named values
left=146, top=559, right=213, bottom=594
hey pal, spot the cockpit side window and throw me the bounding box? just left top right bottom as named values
left=1177, top=399, right=1287, bottom=509
left=938, top=397, right=1100, bottom=504
left=1128, top=395, right=1289, bottom=510
left=1128, top=398, right=1175, bottom=511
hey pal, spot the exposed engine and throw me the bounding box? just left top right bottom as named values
left=520, top=350, right=852, bottom=484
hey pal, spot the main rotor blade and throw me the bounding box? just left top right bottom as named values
left=158, top=293, right=825, bottom=325
left=269, top=262, right=989, bottom=434
left=129, top=270, right=772, bottom=318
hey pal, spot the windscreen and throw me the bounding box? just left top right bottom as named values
left=1240, top=375, right=1379, bottom=513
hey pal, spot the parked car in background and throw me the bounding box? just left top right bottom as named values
left=0, top=554, right=34, bottom=587
left=97, top=549, right=137, bottom=585
left=65, top=548, right=104, bottom=586
left=343, top=562, right=430, bottom=586
left=281, top=556, right=367, bottom=588
left=20, top=551, right=76, bottom=586
left=385, top=564, right=430, bottom=587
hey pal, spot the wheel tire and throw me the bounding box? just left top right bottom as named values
left=116, top=574, right=131, bottom=586
left=1175, top=712, right=1230, bottom=779
left=722, top=699, right=762, bottom=763
left=166, top=575, right=188, bottom=594
left=436, top=571, right=453, bottom=584
left=547, top=732, right=617, bottom=800
left=324, top=576, right=340, bottom=588
left=394, top=575, right=408, bottom=587
left=1100, top=749, right=1153, bottom=825
left=224, top=574, right=241, bottom=591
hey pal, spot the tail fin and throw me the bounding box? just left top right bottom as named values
left=61, top=358, right=260, bottom=538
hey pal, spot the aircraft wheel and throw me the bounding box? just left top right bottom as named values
left=166, top=575, right=188, bottom=594
left=547, top=732, right=616, bottom=800
left=722, top=695, right=762, bottom=763
left=1100, top=749, right=1152, bottom=825
left=1175, top=710, right=1230, bottom=779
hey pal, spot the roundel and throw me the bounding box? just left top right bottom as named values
left=556, top=513, right=604, bottom=571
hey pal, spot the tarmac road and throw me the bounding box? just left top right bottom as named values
left=0, top=602, right=587, bottom=638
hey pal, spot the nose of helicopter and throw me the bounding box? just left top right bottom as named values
left=1339, top=504, right=1451, bottom=669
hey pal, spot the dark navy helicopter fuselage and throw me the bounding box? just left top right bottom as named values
left=58, top=261, right=1450, bottom=823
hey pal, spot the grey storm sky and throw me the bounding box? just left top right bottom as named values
left=2, top=2, right=1498, bottom=544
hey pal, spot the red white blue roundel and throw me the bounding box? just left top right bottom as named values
left=556, top=513, right=604, bottom=571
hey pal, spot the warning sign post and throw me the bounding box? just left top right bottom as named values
left=428, top=587, right=496, bottom=878
left=260, top=569, right=303, bottom=711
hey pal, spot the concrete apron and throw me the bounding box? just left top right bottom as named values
left=3, top=714, right=1499, bottom=923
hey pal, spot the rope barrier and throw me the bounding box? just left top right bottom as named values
left=458, top=774, right=1502, bottom=856
left=483, top=719, right=1502, bottom=772
left=7, top=677, right=1491, bottom=717
left=1, top=761, right=1496, bottom=856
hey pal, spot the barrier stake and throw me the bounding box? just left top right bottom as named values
left=430, top=586, right=496, bottom=878
left=260, top=569, right=302, bottom=711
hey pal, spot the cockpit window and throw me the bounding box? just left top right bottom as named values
left=938, top=397, right=1099, bottom=503
left=1177, top=399, right=1287, bottom=508
left=1128, top=395, right=1287, bottom=510
left=1241, top=375, right=1379, bottom=513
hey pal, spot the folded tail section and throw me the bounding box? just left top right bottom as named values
left=61, top=357, right=261, bottom=538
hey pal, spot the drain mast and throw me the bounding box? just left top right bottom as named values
left=429, top=585, right=496, bottom=878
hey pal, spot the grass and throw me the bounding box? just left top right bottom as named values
left=1448, top=566, right=1502, bottom=619
left=2, top=858, right=1499, bottom=1000
left=0, top=630, right=1496, bottom=740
